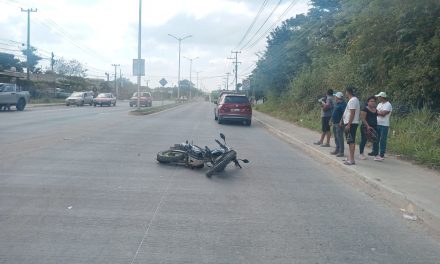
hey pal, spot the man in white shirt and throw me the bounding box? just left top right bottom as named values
left=373, top=92, right=393, bottom=161
left=339, top=86, right=360, bottom=165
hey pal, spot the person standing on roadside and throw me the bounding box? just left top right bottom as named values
left=314, top=89, right=334, bottom=147
left=373, top=92, right=393, bottom=161
left=359, top=96, right=378, bottom=160
left=340, top=86, right=360, bottom=165
left=330, top=92, right=346, bottom=157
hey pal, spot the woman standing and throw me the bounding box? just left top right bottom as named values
left=359, top=96, right=378, bottom=160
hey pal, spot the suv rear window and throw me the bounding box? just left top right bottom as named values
left=223, top=96, right=249, bottom=104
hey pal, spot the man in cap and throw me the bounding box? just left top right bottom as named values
left=330, top=92, right=346, bottom=157
left=372, top=92, right=393, bottom=161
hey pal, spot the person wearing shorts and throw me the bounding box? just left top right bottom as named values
left=314, top=89, right=334, bottom=147
left=340, top=86, right=360, bottom=165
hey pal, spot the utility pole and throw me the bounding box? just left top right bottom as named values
left=184, top=56, right=198, bottom=101
left=228, top=51, right=241, bottom=91
left=21, top=8, right=37, bottom=81
left=105, top=72, right=110, bottom=82
left=112, top=64, right=120, bottom=98
left=225, top=72, right=231, bottom=90
left=119, top=69, right=123, bottom=95
left=50, top=52, right=55, bottom=72
left=168, top=34, right=192, bottom=101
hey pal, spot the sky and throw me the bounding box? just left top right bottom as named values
left=0, top=0, right=310, bottom=91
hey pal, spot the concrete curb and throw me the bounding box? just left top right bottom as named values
left=129, top=102, right=187, bottom=116
left=28, top=103, right=65, bottom=108
left=254, top=114, right=440, bottom=237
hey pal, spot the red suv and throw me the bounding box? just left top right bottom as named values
left=214, top=94, right=252, bottom=126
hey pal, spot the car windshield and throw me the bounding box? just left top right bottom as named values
left=0, top=84, right=5, bottom=92
left=70, top=92, right=83, bottom=97
left=133, top=93, right=149, bottom=97
left=97, top=93, right=111, bottom=98
left=223, top=96, right=249, bottom=104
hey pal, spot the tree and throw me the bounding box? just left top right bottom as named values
left=54, top=58, right=88, bottom=77
left=0, top=52, right=23, bottom=72
left=250, top=0, right=440, bottom=109
left=21, top=47, right=42, bottom=73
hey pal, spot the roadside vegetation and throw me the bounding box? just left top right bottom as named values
left=256, top=102, right=440, bottom=168
left=130, top=102, right=182, bottom=116
left=30, top=98, right=65, bottom=104
left=249, top=0, right=440, bottom=168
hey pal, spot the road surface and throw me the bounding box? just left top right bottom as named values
left=1, top=102, right=439, bottom=263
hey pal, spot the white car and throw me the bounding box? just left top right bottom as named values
left=65, top=91, right=94, bottom=106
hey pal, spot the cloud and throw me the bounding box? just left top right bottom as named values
left=0, top=0, right=311, bottom=90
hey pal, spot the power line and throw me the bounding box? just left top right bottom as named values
left=240, top=0, right=283, bottom=51
left=243, top=0, right=300, bottom=51
left=235, top=0, right=270, bottom=49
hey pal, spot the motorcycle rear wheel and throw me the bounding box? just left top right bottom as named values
left=157, top=150, right=185, bottom=163
left=206, top=150, right=237, bottom=178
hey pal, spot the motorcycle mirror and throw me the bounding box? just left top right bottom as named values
left=220, top=133, right=225, bottom=141
left=242, top=159, right=249, bottom=163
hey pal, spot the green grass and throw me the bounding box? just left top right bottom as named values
left=30, top=97, right=66, bottom=104
left=256, top=102, right=440, bottom=169
left=130, top=103, right=181, bottom=115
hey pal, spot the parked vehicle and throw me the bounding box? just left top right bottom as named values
left=157, top=133, right=249, bottom=178
left=214, top=94, right=252, bottom=126
left=0, top=83, right=30, bottom=111
left=130, top=92, right=152, bottom=107
left=55, top=88, right=71, bottom=98
left=176, top=96, right=188, bottom=103
left=65, top=91, right=94, bottom=106
left=93, top=93, right=116, bottom=107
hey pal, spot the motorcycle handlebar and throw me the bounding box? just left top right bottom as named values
left=215, top=139, right=227, bottom=150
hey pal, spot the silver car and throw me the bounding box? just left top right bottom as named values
left=65, top=91, right=94, bottom=106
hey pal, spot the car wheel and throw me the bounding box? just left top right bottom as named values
left=16, top=98, right=26, bottom=111
left=66, top=103, right=70, bottom=106
left=214, top=112, right=218, bottom=120
left=94, top=103, right=96, bottom=107
left=245, top=120, right=251, bottom=126
left=89, top=102, right=93, bottom=106
left=217, top=116, right=223, bottom=124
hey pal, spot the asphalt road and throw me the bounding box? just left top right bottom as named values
left=1, top=101, right=439, bottom=264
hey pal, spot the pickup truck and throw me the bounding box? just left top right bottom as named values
left=0, top=83, right=30, bottom=111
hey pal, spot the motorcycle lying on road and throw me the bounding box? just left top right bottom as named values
left=156, top=133, right=249, bottom=177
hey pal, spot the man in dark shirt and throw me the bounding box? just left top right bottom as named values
left=330, top=92, right=347, bottom=157
left=314, top=89, right=334, bottom=147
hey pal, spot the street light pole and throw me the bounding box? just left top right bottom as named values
left=196, top=71, right=202, bottom=92
left=168, top=34, right=192, bottom=101
left=137, top=0, right=142, bottom=110
left=184, top=56, right=198, bottom=101
left=112, top=64, right=120, bottom=98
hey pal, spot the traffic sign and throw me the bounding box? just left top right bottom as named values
left=133, top=59, right=145, bottom=76
left=159, top=78, right=168, bottom=87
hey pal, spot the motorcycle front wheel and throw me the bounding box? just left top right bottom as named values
left=157, top=150, right=185, bottom=163
left=206, top=150, right=237, bottom=178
